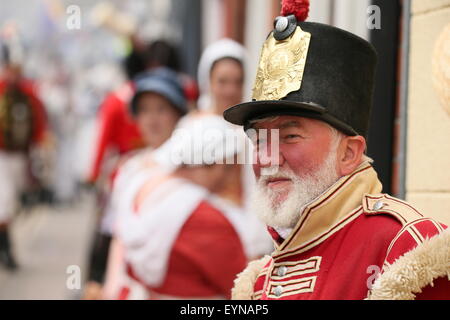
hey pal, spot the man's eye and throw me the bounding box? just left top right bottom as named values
left=284, top=134, right=300, bottom=140
left=281, top=134, right=303, bottom=143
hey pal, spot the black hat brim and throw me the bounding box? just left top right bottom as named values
left=223, top=100, right=358, bottom=136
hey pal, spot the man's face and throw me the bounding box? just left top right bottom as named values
left=250, top=115, right=341, bottom=229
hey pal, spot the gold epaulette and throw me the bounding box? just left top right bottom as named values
left=362, top=193, right=425, bottom=226
left=363, top=195, right=450, bottom=300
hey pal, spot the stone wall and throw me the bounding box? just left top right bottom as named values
left=406, top=0, right=450, bottom=224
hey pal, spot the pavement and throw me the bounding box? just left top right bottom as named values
left=0, top=192, right=97, bottom=300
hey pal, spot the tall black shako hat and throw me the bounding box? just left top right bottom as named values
left=223, top=0, right=378, bottom=138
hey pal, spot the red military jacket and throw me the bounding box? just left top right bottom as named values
left=0, top=78, right=47, bottom=150
left=88, top=82, right=144, bottom=183
left=232, top=162, right=450, bottom=300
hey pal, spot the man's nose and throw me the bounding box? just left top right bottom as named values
left=257, top=139, right=284, bottom=168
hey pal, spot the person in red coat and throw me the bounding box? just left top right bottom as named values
left=86, top=82, right=143, bottom=184
left=84, top=39, right=198, bottom=299
left=84, top=66, right=188, bottom=299
left=224, top=0, right=450, bottom=300
left=0, top=46, right=49, bottom=270
left=120, top=173, right=248, bottom=300
left=0, top=73, right=47, bottom=151
left=112, top=114, right=255, bottom=300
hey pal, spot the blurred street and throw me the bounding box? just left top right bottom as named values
left=0, top=192, right=96, bottom=299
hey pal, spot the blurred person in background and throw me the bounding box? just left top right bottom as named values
left=112, top=114, right=251, bottom=300
left=84, top=67, right=188, bottom=299
left=86, top=39, right=185, bottom=186
left=0, top=28, right=50, bottom=270
left=82, top=40, right=147, bottom=300
left=196, top=39, right=246, bottom=207
left=128, top=67, right=188, bottom=152
left=197, top=38, right=245, bottom=116
left=84, top=3, right=199, bottom=299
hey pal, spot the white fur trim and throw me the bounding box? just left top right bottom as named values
left=232, top=255, right=271, bottom=300
left=367, top=229, right=450, bottom=300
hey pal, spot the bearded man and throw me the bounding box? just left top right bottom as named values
left=223, top=0, right=450, bottom=300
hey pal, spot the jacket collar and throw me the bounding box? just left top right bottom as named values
left=270, top=161, right=383, bottom=254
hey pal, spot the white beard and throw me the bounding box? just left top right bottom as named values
left=250, top=147, right=340, bottom=229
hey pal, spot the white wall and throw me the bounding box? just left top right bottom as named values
left=201, top=0, right=225, bottom=50
left=309, top=0, right=333, bottom=24
left=333, top=0, right=370, bottom=40
left=243, top=0, right=272, bottom=101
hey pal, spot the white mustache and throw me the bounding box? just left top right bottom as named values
left=260, top=166, right=280, bottom=177
left=259, top=167, right=298, bottom=184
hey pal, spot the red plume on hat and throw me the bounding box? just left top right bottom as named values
left=280, top=0, right=309, bottom=22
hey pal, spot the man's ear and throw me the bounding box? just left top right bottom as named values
left=337, top=135, right=367, bottom=176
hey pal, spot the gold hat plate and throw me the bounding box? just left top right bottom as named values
left=252, top=26, right=311, bottom=101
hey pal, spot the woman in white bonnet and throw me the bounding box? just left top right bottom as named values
left=194, top=39, right=247, bottom=207
left=197, top=38, right=245, bottom=115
